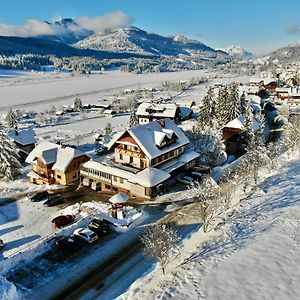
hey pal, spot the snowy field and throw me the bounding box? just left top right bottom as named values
left=0, top=69, right=210, bottom=113
left=118, top=157, right=300, bottom=300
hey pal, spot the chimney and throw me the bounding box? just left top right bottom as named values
left=158, top=120, right=165, bottom=127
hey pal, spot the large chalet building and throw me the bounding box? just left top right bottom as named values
left=26, top=141, right=90, bottom=185
left=80, top=119, right=199, bottom=198
left=136, top=102, right=180, bottom=124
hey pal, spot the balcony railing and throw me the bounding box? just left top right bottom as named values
left=115, top=148, right=145, bottom=158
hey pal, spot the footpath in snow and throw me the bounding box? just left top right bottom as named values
left=118, top=157, right=300, bottom=300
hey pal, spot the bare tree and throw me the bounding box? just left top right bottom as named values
left=140, top=223, right=179, bottom=275
left=191, top=177, right=225, bottom=233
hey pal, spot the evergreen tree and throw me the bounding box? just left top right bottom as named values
left=74, top=97, right=83, bottom=112
left=0, top=131, right=22, bottom=180
left=104, top=123, right=112, bottom=136
left=198, top=87, right=215, bottom=126
left=240, top=92, right=248, bottom=115
left=5, top=109, right=18, bottom=129
left=216, top=86, right=230, bottom=126
left=129, top=110, right=138, bottom=128
left=227, top=83, right=241, bottom=122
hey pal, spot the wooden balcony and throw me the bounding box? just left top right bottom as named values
left=115, top=147, right=145, bottom=158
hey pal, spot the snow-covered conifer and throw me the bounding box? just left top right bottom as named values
left=5, top=109, right=18, bottom=129
left=128, top=110, right=138, bottom=128
left=0, top=131, right=22, bottom=180
left=104, top=122, right=112, bottom=136
left=74, top=97, right=83, bottom=112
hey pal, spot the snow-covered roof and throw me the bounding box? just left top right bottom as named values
left=7, top=129, right=36, bottom=146
left=136, top=102, right=178, bottom=118
left=26, top=141, right=84, bottom=172
left=129, top=168, right=170, bottom=187
left=263, top=78, right=277, bottom=86
left=126, top=119, right=189, bottom=159
left=109, top=192, right=129, bottom=204
left=224, top=115, right=260, bottom=131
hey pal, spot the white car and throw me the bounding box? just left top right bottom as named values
left=73, top=228, right=98, bottom=243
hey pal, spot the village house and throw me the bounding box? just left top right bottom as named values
left=262, top=78, right=278, bottom=94
left=80, top=119, right=199, bottom=198
left=222, top=115, right=260, bottom=156
left=136, top=102, right=180, bottom=124
left=26, top=141, right=90, bottom=185
left=7, top=128, right=37, bottom=162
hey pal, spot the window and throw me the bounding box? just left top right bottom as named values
left=140, top=160, right=145, bottom=168
left=114, top=176, right=117, bottom=181
left=57, top=175, right=61, bottom=179
left=130, top=156, right=133, bottom=163
left=120, top=154, right=123, bottom=160
left=120, top=178, right=124, bottom=184
left=73, top=173, right=77, bottom=179
left=105, top=184, right=111, bottom=190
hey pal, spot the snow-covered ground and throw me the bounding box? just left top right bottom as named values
left=118, top=157, right=300, bottom=300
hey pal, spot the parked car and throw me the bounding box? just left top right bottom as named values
left=192, top=165, right=211, bottom=174
left=188, top=172, right=204, bottom=182
left=55, top=235, right=83, bottom=251
left=73, top=228, right=98, bottom=243
left=52, top=215, right=75, bottom=229
left=177, top=175, right=194, bottom=185
left=88, top=218, right=110, bottom=235
left=0, top=239, right=4, bottom=249
left=43, top=194, right=64, bottom=207
left=28, top=191, right=49, bottom=202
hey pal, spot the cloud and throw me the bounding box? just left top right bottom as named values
left=76, top=12, right=133, bottom=33
left=0, top=11, right=133, bottom=37
left=0, top=19, right=54, bottom=37
left=285, top=22, right=300, bottom=34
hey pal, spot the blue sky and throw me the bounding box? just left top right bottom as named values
left=1, top=0, right=300, bottom=53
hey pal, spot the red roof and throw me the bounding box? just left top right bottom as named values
left=118, top=136, right=138, bottom=145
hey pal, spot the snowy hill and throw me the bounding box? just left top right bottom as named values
left=119, top=157, right=300, bottom=300
left=268, top=41, right=300, bottom=63
left=42, top=18, right=92, bottom=44
left=0, top=36, right=153, bottom=59
left=75, top=26, right=226, bottom=57
left=220, top=45, right=252, bottom=58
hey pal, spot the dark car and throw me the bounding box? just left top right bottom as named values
left=52, top=215, right=75, bottom=228
left=28, top=191, right=49, bottom=202
left=43, top=194, right=64, bottom=207
left=0, top=239, right=4, bottom=249
left=88, top=218, right=111, bottom=235
left=55, top=235, right=83, bottom=251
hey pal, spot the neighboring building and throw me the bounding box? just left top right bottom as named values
left=222, top=115, right=260, bottom=156
left=136, top=102, right=180, bottom=124
left=7, top=129, right=37, bottom=162
left=263, top=78, right=278, bottom=93
left=80, top=119, right=199, bottom=198
left=26, top=141, right=90, bottom=185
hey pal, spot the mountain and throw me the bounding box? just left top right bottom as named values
left=268, top=42, right=300, bottom=63
left=42, top=18, right=92, bottom=44
left=75, top=26, right=225, bottom=57
left=0, top=36, right=153, bottom=59
left=220, top=45, right=252, bottom=58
